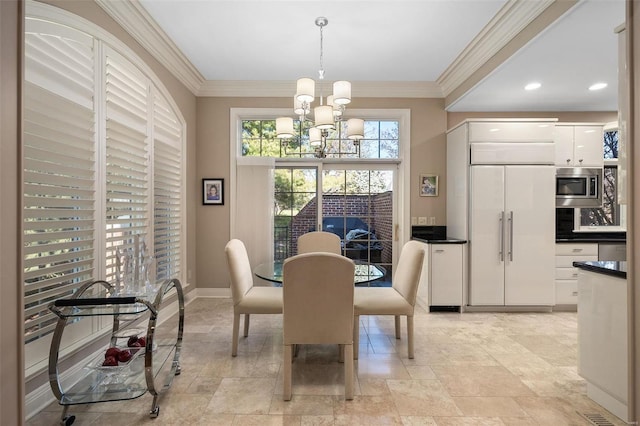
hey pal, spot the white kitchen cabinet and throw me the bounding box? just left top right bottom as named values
left=578, top=268, right=630, bottom=422
left=469, top=165, right=556, bottom=305
left=555, top=124, right=604, bottom=167
left=429, top=244, right=464, bottom=306
left=554, top=243, right=598, bottom=306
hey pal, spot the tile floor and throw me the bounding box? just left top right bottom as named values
left=29, top=297, right=627, bottom=426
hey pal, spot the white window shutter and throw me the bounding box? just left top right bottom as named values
left=104, top=48, right=150, bottom=285
left=152, top=91, right=183, bottom=281
left=23, top=20, right=96, bottom=342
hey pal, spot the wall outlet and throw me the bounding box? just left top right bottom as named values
left=411, top=217, right=417, bottom=225
left=418, top=217, right=427, bottom=225
left=429, top=217, right=436, bottom=225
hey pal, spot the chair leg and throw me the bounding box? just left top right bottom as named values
left=344, top=344, right=354, bottom=400
left=394, top=315, right=401, bottom=339
left=353, top=315, right=360, bottom=360
left=283, top=344, right=293, bottom=401
left=232, top=312, right=240, bottom=357
left=407, top=315, right=414, bottom=359
left=243, top=314, right=250, bottom=337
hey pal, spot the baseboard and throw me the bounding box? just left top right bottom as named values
left=462, top=305, right=554, bottom=313
left=195, top=287, right=232, bottom=298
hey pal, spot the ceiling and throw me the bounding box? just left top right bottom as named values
left=135, top=0, right=624, bottom=112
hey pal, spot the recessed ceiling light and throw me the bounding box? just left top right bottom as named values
left=589, top=82, right=608, bottom=91
left=524, top=82, right=541, bottom=91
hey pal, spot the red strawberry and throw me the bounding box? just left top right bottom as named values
left=127, top=336, right=139, bottom=347
left=105, top=347, right=121, bottom=359
left=102, top=355, right=118, bottom=366
left=117, top=349, right=132, bottom=363
left=137, top=337, right=146, bottom=348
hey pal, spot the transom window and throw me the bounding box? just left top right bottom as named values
left=242, top=119, right=399, bottom=159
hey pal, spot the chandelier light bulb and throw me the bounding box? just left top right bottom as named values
left=347, top=118, right=364, bottom=140
left=296, top=78, right=315, bottom=103
left=276, top=117, right=295, bottom=139
left=309, top=127, right=322, bottom=146
left=333, top=81, right=352, bottom=105
left=294, top=96, right=310, bottom=115
left=314, top=105, right=335, bottom=130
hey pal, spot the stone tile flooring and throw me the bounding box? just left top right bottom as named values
left=29, top=298, right=627, bottom=425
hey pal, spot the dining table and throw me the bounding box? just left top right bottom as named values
left=254, top=260, right=386, bottom=286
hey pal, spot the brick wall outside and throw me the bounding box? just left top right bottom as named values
left=284, top=192, right=393, bottom=263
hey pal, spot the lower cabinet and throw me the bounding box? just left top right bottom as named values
left=555, top=243, right=598, bottom=306
left=430, top=244, right=464, bottom=307
left=415, top=242, right=466, bottom=311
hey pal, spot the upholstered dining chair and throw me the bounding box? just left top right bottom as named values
left=353, top=240, right=425, bottom=359
left=282, top=252, right=355, bottom=401
left=225, top=239, right=283, bottom=357
left=297, top=231, right=341, bottom=255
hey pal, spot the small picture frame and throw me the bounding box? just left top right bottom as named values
left=203, top=178, right=224, bottom=205
left=419, top=174, right=438, bottom=197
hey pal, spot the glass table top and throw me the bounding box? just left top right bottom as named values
left=253, top=260, right=385, bottom=285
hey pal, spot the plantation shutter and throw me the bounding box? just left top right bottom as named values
left=104, top=48, right=150, bottom=285
left=23, top=20, right=96, bottom=342
left=153, top=92, right=183, bottom=280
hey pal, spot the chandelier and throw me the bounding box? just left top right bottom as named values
left=276, top=17, right=364, bottom=158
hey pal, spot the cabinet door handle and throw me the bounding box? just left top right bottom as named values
left=499, top=212, right=504, bottom=262
left=434, top=249, right=444, bottom=253
left=508, top=211, right=514, bottom=261
left=572, top=248, right=583, bottom=253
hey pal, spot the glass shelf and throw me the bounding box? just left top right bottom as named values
left=58, top=338, right=177, bottom=406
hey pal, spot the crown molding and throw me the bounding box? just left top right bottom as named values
left=198, top=80, right=443, bottom=98
left=437, top=0, right=555, bottom=97
left=95, top=0, right=205, bottom=95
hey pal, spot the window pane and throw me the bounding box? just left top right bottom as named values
left=241, top=119, right=399, bottom=159
left=580, top=166, right=619, bottom=226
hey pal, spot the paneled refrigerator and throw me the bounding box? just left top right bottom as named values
left=470, top=165, right=555, bottom=305
left=447, top=119, right=556, bottom=307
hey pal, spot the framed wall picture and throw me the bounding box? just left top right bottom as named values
left=419, top=174, right=438, bottom=197
left=203, top=178, right=224, bottom=205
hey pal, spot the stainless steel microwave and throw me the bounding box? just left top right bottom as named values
left=556, top=167, right=602, bottom=207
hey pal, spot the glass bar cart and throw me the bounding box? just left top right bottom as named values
left=48, top=278, right=184, bottom=425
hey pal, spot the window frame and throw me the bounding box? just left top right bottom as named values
left=575, top=122, right=626, bottom=232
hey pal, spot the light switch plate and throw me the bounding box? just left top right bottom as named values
left=411, top=217, right=417, bottom=225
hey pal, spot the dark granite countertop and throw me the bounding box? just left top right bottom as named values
left=412, top=237, right=467, bottom=244
left=573, top=261, right=627, bottom=279
left=556, top=231, right=626, bottom=243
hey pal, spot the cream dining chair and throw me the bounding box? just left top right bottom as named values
left=353, top=240, right=425, bottom=359
left=225, top=239, right=283, bottom=357
left=282, top=252, right=355, bottom=400
left=297, top=231, right=341, bottom=255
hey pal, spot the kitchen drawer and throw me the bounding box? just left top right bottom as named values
left=556, top=267, right=579, bottom=280
left=556, top=280, right=578, bottom=305
left=555, top=255, right=598, bottom=268
left=556, top=243, right=598, bottom=256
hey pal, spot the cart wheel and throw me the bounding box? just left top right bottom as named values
left=150, top=406, right=159, bottom=418
left=61, top=415, right=75, bottom=426
left=175, top=365, right=181, bottom=375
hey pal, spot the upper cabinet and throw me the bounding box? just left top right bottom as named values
left=554, top=124, right=604, bottom=167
